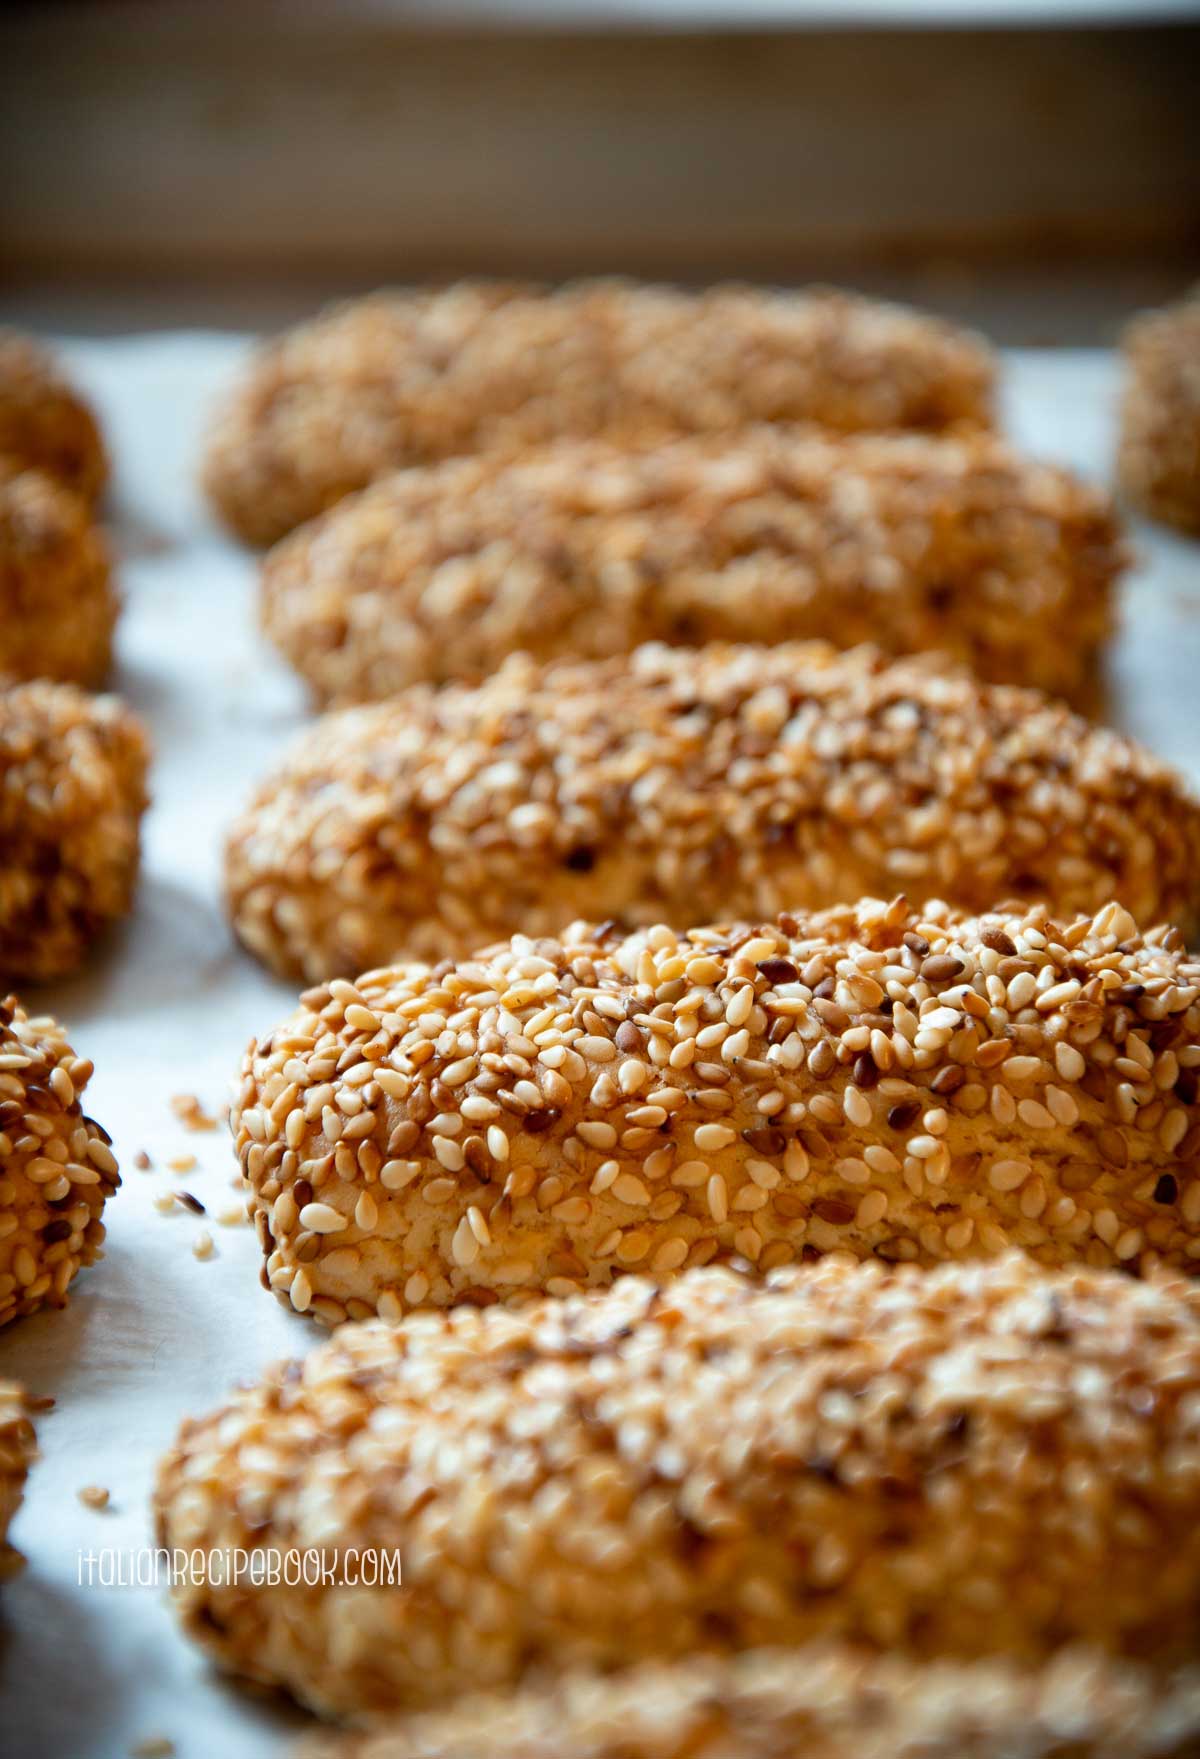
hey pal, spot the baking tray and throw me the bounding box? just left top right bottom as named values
left=0, top=332, right=1197, bottom=1758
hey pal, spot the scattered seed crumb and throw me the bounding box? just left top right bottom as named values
left=177, top=1191, right=206, bottom=1216
left=152, top=1193, right=177, bottom=1215
left=26, top=1394, right=55, bottom=1413
left=192, top=1231, right=214, bottom=1261
left=167, top=1154, right=197, bottom=1174
left=78, top=1484, right=109, bottom=1511
left=134, top=1150, right=152, bottom=1171
left=171, top=1092, right=218, bottom=1132
left=217, top=1206, right=247, bottom=1227
left=130, top=1738, right=174, bottom=1759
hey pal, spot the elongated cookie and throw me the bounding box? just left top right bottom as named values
left=261, top=429, right=1121, bottom=708
left=0, top=462, right=118, bottom=687
left=0, top=329, right=107, bottom=506
left=307, top=1648, right=1200, bottom=1759
left=204, top=282, right=995, bottom=544
left=1118, top=294, right=1200, bottom=534
left=156, top=1256, right=1200, bottom=1719
left=225, top=642, right=1200, bottom=983
left=0, top=680, right=150, bottom=982
left=0, top=995, right=120, bottom=1325
left=234, top=897, right=1200, bottom=1327
left=0, top=1382, right=35, bottom=1580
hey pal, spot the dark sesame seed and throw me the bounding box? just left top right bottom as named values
left=756, top=958, right=798, bottom=984
left=887, top=1101, right=922, bottom=1131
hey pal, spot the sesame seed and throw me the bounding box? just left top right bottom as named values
left=843, top=1087, right=873, bottom=1127
left=299, top=1202, right=348, bottom=1235
left=693, top=1124, right=735, bottom=1153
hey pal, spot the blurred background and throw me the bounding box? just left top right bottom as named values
left=1, top=0, right=1197, bottom=343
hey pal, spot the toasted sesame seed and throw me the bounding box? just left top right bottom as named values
left=170, top=1093, right=218, bottom=1133
left=300, top=1202, right=348, bottom=1235
left=843, top=1087, right=872, bottom=1128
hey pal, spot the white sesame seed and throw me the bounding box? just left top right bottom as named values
left=299, top=1202, right=348, bottom=1234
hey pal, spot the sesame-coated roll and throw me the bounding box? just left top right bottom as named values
left=203, top=283, right=996, bottom=545
left=1118, top=296, right=1200, bottom=534
left=0, top=1382, right=35, bottom=1579
left=0, top=330, right=107, bottom=506
left=156, top=1257, right=1200, bottom=1720
left=261, top=430, right=1122, bottom=710
left=309, top=1649, right=1200, bottom=1759
left=234, top=899, right=1200, bottom=1328
left=0, top=997, right=120, bottom=1325
left=225, top=642, right=1200, bottom=984
left=0, top=680, right=150, bottom=983
left=0, top=463, right=118, bottom=688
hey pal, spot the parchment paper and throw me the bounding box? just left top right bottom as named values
left=0, top=334, right=1197, bottom=1759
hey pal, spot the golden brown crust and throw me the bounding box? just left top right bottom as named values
left=0, top=998, right=120, bottom=1325
left=0, top=680, right=150, bottom=983
left=307, top=1648, right=1200, bottom=1759
left=204, top=282, right=996, bottom=545
left=261, top=428, right=1121, bottom=710
left=1118, top=296, right=1200, bottom=535
left=0, top=464, right=118, bottom=688
left=0, top=1381, right=35, bottom=1579
left=234, top=898, right=1200, bottom=1328
left=0, top=330, right=107, bottom=506
left=225, top=642, right=1200, bottom=984
left=156, top=1256, right=1200, bottom=1719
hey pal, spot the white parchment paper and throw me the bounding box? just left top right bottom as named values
left=0, top=335, right=1197, bottom=1759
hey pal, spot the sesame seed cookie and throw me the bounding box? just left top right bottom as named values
left=307, top=1648, right=1200, bottom=1759
left=0, top=680, right=150, bottom=982
left=0, top=463, right=118, bottom=688
left=234, top=899, right=1200, bottom=1327
left=1118, top=295, right=1200, bottom=535
left=204, top=282, right=995, bottom=545
left=155, top=1256, right=1200, bottom=1719
left=0, top=330, right=107, bottom=507
left=0, top=1381, right=35, bottom=1579
left=225, top=642, right=1200, bottom=984
left=0, top=996, right=120, bottom=1325
left=261, top=428, right=1122, bottom=710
